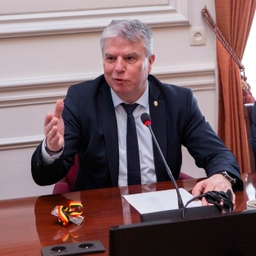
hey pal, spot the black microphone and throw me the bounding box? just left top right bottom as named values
left=141, top=112, right=184, bottom=209
left=140, top=112, right=222, bottom=222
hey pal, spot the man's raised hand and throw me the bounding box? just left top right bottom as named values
left=44, top=99, right=65, bottom=152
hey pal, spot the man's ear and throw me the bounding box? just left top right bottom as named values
left=148, top=54, right=155, bottom=73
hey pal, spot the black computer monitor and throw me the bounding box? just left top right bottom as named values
left=109, top=210, right=256, bottom=256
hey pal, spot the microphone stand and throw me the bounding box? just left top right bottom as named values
left=147, top=124, right=184, bottom=209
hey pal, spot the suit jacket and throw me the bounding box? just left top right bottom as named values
left=31, top=74, right=243, bottom=191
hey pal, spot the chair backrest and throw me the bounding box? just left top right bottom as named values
left=52, top=154, right=78, bottom=194
left=179, top=172, right=193, bottom=180
left=66, top=154, right=79, bottom=190
left=244, top=103, right=256, bottom=172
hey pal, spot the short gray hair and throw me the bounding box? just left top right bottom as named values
left=100, top=19, right=153, bottom=57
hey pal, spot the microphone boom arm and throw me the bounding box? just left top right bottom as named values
left=147, top=124, right=184, bottom=209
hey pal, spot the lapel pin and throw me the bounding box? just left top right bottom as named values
left=154, top=101, right=158, bottom=107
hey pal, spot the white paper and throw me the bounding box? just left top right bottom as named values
left=122, top=188, right=202, bottom=214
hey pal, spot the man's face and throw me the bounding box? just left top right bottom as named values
left=103, top=37, right=155, bottom=103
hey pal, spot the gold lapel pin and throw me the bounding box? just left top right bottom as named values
left=154, top=101, right=158, bottom=107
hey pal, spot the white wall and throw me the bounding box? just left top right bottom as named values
left=0, top=0, right=217, bottom=200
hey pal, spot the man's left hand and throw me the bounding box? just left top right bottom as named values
left=191, top=174, right=235, bottom=206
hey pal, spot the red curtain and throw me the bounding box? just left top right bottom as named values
left=215, top=0, right=256, bottom=173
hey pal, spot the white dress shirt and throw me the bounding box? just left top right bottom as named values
left=111, top=83, right=156, bottom=186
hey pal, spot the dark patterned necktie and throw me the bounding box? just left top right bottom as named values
left=121, top=103, right=141, bottom=185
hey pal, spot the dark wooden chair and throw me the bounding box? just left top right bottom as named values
left=244, top=103, right=256, bottom=172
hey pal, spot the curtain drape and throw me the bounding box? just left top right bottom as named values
left=214, top=0, right=256, bottom=173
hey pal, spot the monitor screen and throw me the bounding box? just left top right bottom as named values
left=109, top=210, right=256, bottom=256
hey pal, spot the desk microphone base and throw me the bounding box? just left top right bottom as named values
left=140, top=205, right=221, bottom=222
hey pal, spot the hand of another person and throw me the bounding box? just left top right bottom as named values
left=191, top=174, right=235, bottom=207
left=44, top=99, right=65, bottom=152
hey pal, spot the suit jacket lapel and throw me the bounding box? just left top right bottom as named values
left=149, top=82, right=169, bottom=181
left=98, top=81, right=119, bottom=186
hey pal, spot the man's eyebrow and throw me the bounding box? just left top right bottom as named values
left=104, top=52, right=140, bottom=57
left=124, top=52, right=140, bottom=56
left=104, top=52, right=114, bottom=57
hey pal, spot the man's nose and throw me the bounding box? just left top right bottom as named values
left=115, top=58, right=126, bottom=72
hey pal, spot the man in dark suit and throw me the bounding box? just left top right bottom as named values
left=31, top=19, right=242, bottom=205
